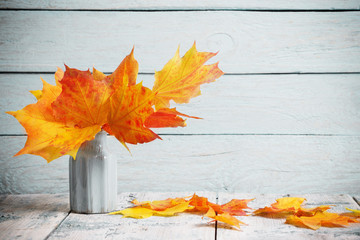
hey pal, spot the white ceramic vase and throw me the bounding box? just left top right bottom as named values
left=69, top=130, right=117, bottom=213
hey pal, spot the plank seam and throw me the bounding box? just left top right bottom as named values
left=0, top=9, right=359, bottom=12
left=215, top=192, right=219, bottom=240
left=353, top=196, right=360, bottom=207
left=1, top=133, right=360, bottom=137
left=44, top=209, right=71, bottom=240
left=1, top=72, right=360, bottom=75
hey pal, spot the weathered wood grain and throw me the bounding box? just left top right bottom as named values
left=2, top=74, right=360, bottom=135
left=217, top=193, right=360, bottom=239
left=1, top=0, right=359, bottom=10
left=48, top=192, right=216, bottom=240
left=0, top=194, right=69, bottom=240
left=1, top=135, right=359, bottom=195
left=0, top=11, right=359, bottom=73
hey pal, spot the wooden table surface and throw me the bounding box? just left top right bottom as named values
left=1, top=193, right=359, bottom=240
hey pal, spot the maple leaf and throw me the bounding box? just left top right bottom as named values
left=30, top=68, right=63, bottom=100
left=295, top=205, right=332, bottom=217
left=205, top=206, right=245, bottom=230
left=93, top=48, right=138, bottom=88
left=152, top=43, right=224, bottom=110
left=29, top=90, right=43, bottom=100
left=345, top=208, right=360, bottom=216
left=220, top=199, right=253, bottom=216
left=52, top=66, right=113, bottom=128
left=106, top=82, right=160, bottom=150
left=7, top=79, right=100, bottom=162
left=55, top=67, right=64, bottom=86
left=254, top=197, right=306, bottom=217
left=341, top=208, right=360, bottom=219
left=131, top=197, right=189, bottom=211
left=286, top=212, right=359, bottom=230
left=110, top=201, right=193, bottom=219
left=144, top=107, right=201, bottom=128
left=189, top=194, right=220, bottom=213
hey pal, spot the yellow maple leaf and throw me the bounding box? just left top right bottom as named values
left=254, top=197, right=306, bottom=217
left=110, top=201, right=193, bottom=219
left=152, top=43, right=223, bottom=110
left=7, top=79, right=100, bottom=162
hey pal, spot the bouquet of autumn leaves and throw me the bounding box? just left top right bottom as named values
left=7, top=44, right=223, bottom=162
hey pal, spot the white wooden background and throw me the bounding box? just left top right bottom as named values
left=0, top=1, right=359, bottom=195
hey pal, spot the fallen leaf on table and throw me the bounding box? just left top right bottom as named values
left=110, top=200, right=193, bottom=218
left=345, top=208, right=360, bottom=216
left=286, top=211, right=359, bottom=230
left=341, top=208, right=360, bottom=219
left=295, top=205, right=332, bottom=217
left=131, top=197, right=189, bottom=211
left=254, top=197, right=306, bottom=217
left=188, top=194, right=219, bottom=213
left=205, top=206, right=245, bottom=230
left=110, top=206, right=154, bottom=219
left=254, top=197, right=359, bottom=230
left=110, top=194, right=252, bottom=230
left=220, top=199, right=253, bottom=216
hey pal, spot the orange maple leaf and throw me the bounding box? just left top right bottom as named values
left=219, top=199, right=253, bottom=216
left=189, top=194, right=221, bottom=213
left=7, top=79, right=100, bottom=162
left=106, top=82, right=160, bottom=150
left=286, top=211, right=359, bottom=230
left=144, top=107, right=201, bottom=128
left=152, top=42, right=224, bottom=110
left=52, top=66, right=113, bottom=128
left=205, top=206, right=245, bottom=230
left=254, top=197, right=306, bottom=217
left=93, top=48, right=138, bottom=88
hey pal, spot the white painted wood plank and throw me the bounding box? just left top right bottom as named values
left=217, top=193, right=360, bottom=239
left=353, top=196, right=360, bottom=206
left=0, top=135, right=359, bottom=195
left=0, top=11, right=359, bottom=73
left=0, top=194, right=69, bottom=240
left=48, top=192, right=216, bottom=240
left=2, top=74, right=359, bottom=135
left=1, top=0, right=359, bottom=10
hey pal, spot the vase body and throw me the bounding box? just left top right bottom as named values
left=69, top=130, right=117, bottom=213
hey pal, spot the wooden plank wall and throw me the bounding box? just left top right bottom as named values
left=0, top=1, right=359, bottom=195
